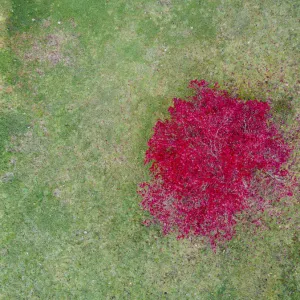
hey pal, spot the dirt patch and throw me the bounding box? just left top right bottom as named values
left=26, top=31, right=77, bottom=66
left=158, top=0, right=172, bottom=7
left=41, top=19, right=51, bottom=28
left=13, top=27, right=80, bottom=68
left=70, top=18, right=77, bottom=28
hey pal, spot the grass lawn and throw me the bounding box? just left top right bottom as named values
left=0, top=0, right=299, bottom=298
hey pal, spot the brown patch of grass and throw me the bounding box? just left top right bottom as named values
left=41, top=19, right=51, bottom=28
left=12, top=29, right=79, bottom=68
left=158, top=0, right=172, bottom=7
left=5, top=86, right=13, bottom=93
left=27, top=31, right=75, bottom=66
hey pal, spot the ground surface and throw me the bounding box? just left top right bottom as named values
left=0, top=0, right=299, bottom=299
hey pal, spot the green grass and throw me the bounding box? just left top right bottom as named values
left=1, top=0, right=299, bottom=298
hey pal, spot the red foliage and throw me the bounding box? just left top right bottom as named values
left=138, top=80, right=295, bottom=250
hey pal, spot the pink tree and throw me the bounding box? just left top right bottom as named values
left=138, top=80, right=295, bottom=250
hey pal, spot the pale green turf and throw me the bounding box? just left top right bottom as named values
left=0, top=0, right=299, bottom=298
